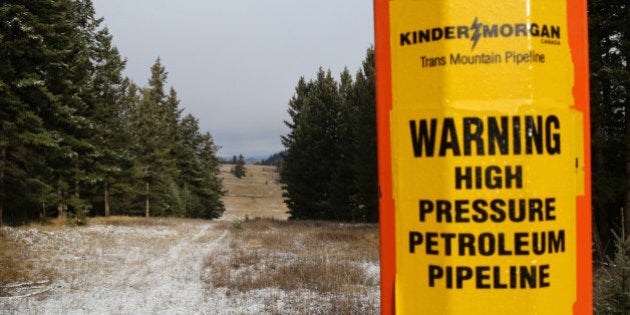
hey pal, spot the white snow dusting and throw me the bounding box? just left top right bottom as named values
left=0, top=221, right=381, bottom=314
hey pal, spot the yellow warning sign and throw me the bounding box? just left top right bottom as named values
left=386, top=1, right=586, bottom=314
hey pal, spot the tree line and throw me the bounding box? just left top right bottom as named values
left=589, top=0, right=628, bottom=259
left=281, top=48, right=377, bottom=222
left=0, top=0, right=224, bottom=226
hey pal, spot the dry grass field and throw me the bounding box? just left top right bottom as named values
left=219, top=164, right=290, bottom=221
left=0, top=165, right=380, bottom=314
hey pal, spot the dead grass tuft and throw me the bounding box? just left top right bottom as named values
left=202, top=218, right=380, bottom=312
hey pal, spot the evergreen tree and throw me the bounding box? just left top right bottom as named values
left=178, top=114, right=225, bottom=219
left=589, top=0, right=629, bottom=257
left=348, top=47, right=378, bottom=222
left=231, top=154, right=247, bottom=179
left=0, top=0, right=100, bottom=224
left=280, top=49, right=377, bottom=222
left=0, top=1, right=59, bottom=225
left=129, top=59, right=181, bottom=217
left=88, top=26, right=134, bottom=218
left=281, top=68, right=350, bottom=220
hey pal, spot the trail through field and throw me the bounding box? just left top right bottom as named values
left=1, top=220, right=227, bottom=313
left=0, top=165, right=380, bottom=314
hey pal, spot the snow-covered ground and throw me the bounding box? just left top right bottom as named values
left=0, top=219, right=380, bottom=314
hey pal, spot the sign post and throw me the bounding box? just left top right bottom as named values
left=375, top=0, right=591, bottom=314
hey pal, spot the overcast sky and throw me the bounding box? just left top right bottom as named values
left=91, top=1, right=374, bottom=158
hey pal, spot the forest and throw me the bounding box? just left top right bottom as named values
left=0, top=1, right=224, bottom=225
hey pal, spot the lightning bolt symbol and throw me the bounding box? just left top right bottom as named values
left=471, top=16, right=482, bottom=50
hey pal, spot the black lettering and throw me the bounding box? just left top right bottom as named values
left=410, top=119, right=437, bottom=157
left=550, top=26, right=560, bottom=39
left=456, top=267, right=473, bottom=288
left=485, top=165, right=502, bottom=189
left=476, top=266, right=491, bottom=289
left=478, top=233, right=495, bottom=256
left=513, top=116, right=522, bottom=154
left=549, top=230, right=565, bottom=253
left=432, top=27, right=444, bottom=40
left=442, top=233, right=455, bottom=255
left=419, top=200, right=434, bottom=222
left=505, top=165, right=522, bottom=188
left=445, top=26, right=455, bottom=39
left=418, top=29, right=430, bottom=42
left=409, top=231, right=423, bottom=253
left=457, top=26, right=469, bottom=38
left=471, top=199, right=488, bottom=222
left=508, top=199, right=526, bottom=222
left=532, top=231, right=546, bottom=255
left=490, top=199, right=506, bottom=223
left=428, top=265, right=443, bottom=287
left=530, top=23, right=540, bottom=36
left=436, top=200, right=452, bottom=222
left=463, top=117, right=484, bottom=156
left=500, top=24, right=514, bottom=37
left=459, top=233, right=476, bottom=256
left=400, top=32, right=411, bottom=45
left=520, top=266, right=537, bottom=288
left=455, top=200, right=470, bottom=223
left=426, top=232, right=439, bottom=254
left=515, top=23, right=528, bottom=36
left=541, top=25, right=550, bottom=37
left=514, top=232, right=529, bottom=255
left=525, top=116, right=544, bottom=154
left=540, top=265, right=551, bottom=287
left=498, top=233, right=513, bottom=255
left=546, top=115, right=561, bottom=154
left=483, top=25, right=498, bottom=37
left=439, top=118, right=461, bottom=156
left=488, top=116, right=509, bottom=155
left=529, top=199, right=544, bottom=221
left=455, top=166, right=472, bottom=189
left=545, top=198, right=556, bottom=220
left=494, top=266, right=508, bottom=289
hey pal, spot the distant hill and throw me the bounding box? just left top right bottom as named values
left=257, top=151, right=285, bottom=166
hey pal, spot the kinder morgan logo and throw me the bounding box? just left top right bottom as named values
left=399, top=17, right=561, bottom=50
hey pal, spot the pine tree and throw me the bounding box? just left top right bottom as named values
left=348, top=47, right=378, bottom=222
left=280, top=49, right=378, bottom=222
left=0, top=1, right=60, bottom=224
left=231, top=154, right=246, bottom=179
left=0, top=0, right=99, bottom=224
left=281, top=68, right=350, bottom=220
left=176, top=114, right=224, bottom=218
left=589, top=0, right=629, bottom=256
left=89, top=26, right=134, bottom=217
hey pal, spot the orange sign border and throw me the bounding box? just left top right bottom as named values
left=373, top=1, right=592, bottom=314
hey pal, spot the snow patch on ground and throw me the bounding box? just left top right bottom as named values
left=1, top=221, right=380, bottom=314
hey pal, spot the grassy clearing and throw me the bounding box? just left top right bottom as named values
left=202, top=218, right=380, bottom=314
left=0, top=216, right=188, bottom=297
